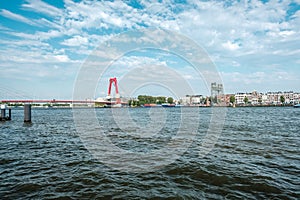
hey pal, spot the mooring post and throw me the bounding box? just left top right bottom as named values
left=1, top=104, right=6, bottom=120
left=1, top=108, right=5, bottom=119
left=8, top=109, right=11, bottom=120
left=24, top=104, right=31, bottom=123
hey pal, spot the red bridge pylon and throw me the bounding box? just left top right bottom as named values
left=107, top=77, right=121, bottom=104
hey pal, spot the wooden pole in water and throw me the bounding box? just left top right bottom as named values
left=1, top=104, right=6, bottom=120
left=8, top=109, right=11, bottom=120
left=0, top=108, right=5, bottom=120
left=24, top=104, right=31, bottom=123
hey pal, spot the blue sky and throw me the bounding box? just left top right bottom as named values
left=0, top=0, right=299, bottom=99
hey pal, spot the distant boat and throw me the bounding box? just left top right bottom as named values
left=143, top=104, right=158, bottom=107
left=294, top=104, right=300, bottom=108
left=161, top=103, right=176, bottom=107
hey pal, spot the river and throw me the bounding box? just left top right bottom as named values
left=0, top=107, right=299, bottom=199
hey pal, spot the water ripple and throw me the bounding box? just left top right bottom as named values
left=0, top=107, right=299, bottom=199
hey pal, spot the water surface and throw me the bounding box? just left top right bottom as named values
left=0, top=107, right=299, bottom=199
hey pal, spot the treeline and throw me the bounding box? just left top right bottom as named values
left=128, top=95, right=174, bottom=106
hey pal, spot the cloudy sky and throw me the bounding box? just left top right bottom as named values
left=0, top=0, right=299, bottom=99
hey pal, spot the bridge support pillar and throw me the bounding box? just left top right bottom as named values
left=24, top=104, right=31, bottom=123
left=1, top=104, right=7, bottom=121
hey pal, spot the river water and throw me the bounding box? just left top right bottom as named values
left=0, top=107, right=299, bottom=199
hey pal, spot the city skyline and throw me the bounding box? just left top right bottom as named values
left=0, top=0, right=299, bottom=99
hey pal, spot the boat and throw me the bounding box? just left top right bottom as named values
left=161, top=103, right=176, bottom=107
left=143, top=104, right=158, bottom=107
left=294, top=104, right=300, bottom=108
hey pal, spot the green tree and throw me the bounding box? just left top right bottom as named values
left=156, top=96, right=166, bottom=104
left=138, top=95, right=164, bottom=105
left=167, top=97, right=174, bottom=104
left=138, top=95, right=149, bottom=105
left=280, top=95, right=285, bottom=105
left=243, top=96, right=249, bottom=104
left=207, top=97, right=212, bottom=104
left=229, top=95, right=235, bottom=104
left=201, top=97, right=206, bottom=104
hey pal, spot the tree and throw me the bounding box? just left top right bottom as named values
left=207, top=97, right=212, bottom=105
left=280, top=95, right=285, bottom=105
left=167, top=97, right=174, bottom=104
left=138, top=95, right=155, bottom=104
left=243, top=96, right=249, bottom=104
left=229, top=96, right=235, bottom=104
left=137, top=95, right=145, bottom=105
left=137, top=95, right=168, bottom=105
left=156, top=96, right=166, bottom=104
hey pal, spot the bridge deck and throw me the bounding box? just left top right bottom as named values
left=0, top=100, right=127, bottom=104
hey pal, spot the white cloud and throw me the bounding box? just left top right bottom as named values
left=0, top=38, right=50, bottom=48
left=0, top=46, right=79, bottom=65
left=222, top=41, right=240, bottom=51
left=22, top=0, right=63, bottom=17
left=1, top=0, right=299, bottom=98
left=0, top=9, right=37, bottom=26
left=61, top=35, right=89, bottom=46
left=232, top=61, right=240, bottom=67
left=54, top=55, right=70, bottom=62
left=8, top=29, right=62, bottom=41
left=278, top=30, right=296, bottom=37
left=221, top=70, right=300, bottom=93
left=0, top=24, right=11, bottom=31
left=37, top=18, right=62, bottom=29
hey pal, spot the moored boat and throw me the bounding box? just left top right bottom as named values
left=143, top=104, right=158, bottom=107
left=294, top=104, right=300, bottom=108
left=161, top=103, right=176, bottom=107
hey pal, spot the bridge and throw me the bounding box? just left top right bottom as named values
left=0, top=99, right=127, bottom=104
left=0, top=78, right=128, bottom=106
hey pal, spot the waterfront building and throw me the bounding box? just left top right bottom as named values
left=249, top=91, right=262, bottom=105
left=179, top=96, right=191, bottom=105
left=211, top=82, right=223, bottom=98
left=261, top=94, right=268, bottom=105
left=178, top=91, right=300, bottom=107
left=179, top=95, right=205, bottom=106
left=224, top=94, right=235, bottom=106
left=283, top=91, right=295, bottom=104
left=235, top=93, right=252, bottom=105
left=236, top=91, right=300, bottom=105
left=211, top=82, right=224, bottom=106
left=191, top=96, right=202, bottom=105
left=293, top=93, right=300, bottom=104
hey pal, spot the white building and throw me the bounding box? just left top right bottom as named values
left=191, top=96, right=202, bottom=104
left=261, top=94, right=268, bottom=104
left=235, top=93, right=252, bottom=105
left=179, top=96, right=191, bottom=105
left=293, top=93, right=300, bottom=104
left=180, top=95, right=204, bottom=105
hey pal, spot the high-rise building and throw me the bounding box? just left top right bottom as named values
left=211, top=82, right=224, bottom=105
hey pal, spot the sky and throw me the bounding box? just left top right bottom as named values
left=0, top=0, right=299, bottom=99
